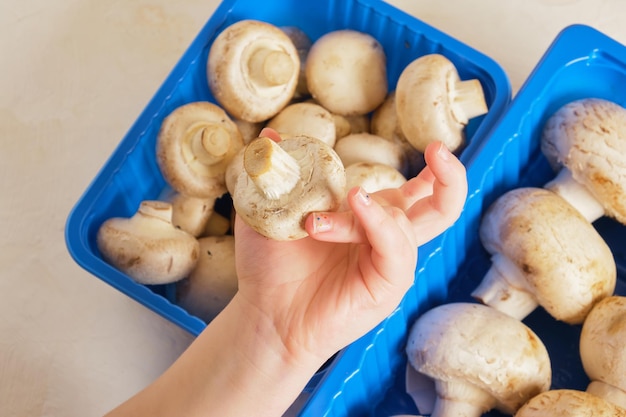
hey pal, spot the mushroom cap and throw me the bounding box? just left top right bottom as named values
left=580, top=296, right=626, bottom=394
left=406, top=302, right=551, bottom=415
left=515, top=389, right=626, bottom=417
left=344, top=162, right=407, bottom=193
left=479, top=187, right=616, bottom=324
left=266, top=102, right=336, bottom=147
left=305, top=29, right=388, bottom=116
left=176, top=235, right=238, bottom=322
left=334, top=132, right=410, bottom=176
left=156, top=101, right=244, bottom=198
left=207, top=19, right=300, bottom=123
left=541, top=98, right=626, bottom=224
left=231, top=134, right=345, bottom=240
left=395, top=53, right=487, bottom=153
left=96, top=201, right=200, bottom=285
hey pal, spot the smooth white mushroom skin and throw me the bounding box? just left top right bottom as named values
left=406, top=302, right=551, bottom=417
left=395, top=53, right=488, bottom=153
left=156, top=101, right=244, bottom=198
left=305, top=29, right=388, bottom=116
left=580, top=296, right=626, bottom=409
left=231, top=134, right=345, bottom=240
left=207, top=19, right=300, bottom=123
left=96, top=201, right=200, bottom=285
left=541, top=98, right=626, bottom=224
left=176, top=235, right=237, bottom=323
left=334, top=133, right=411, bottom=177
left=266, top=102, right=337, bottom=147
left=472, top=187, right=616, bottom=324
left=514, top=389, right=626, bottom=417
left=345, top=162, right=407, bottom=193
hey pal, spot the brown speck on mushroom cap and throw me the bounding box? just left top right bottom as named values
left=541, top=98, right=626, bottom=224
left=474, top=187, right=616, bottom=324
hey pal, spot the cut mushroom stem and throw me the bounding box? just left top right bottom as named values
left=189, top=125, right=232, bottom=166
left=544, top=166, right=606, bottom=223
left=452, top=79, right=490, bottom=122
left=244, top=136, right=301, bottom=200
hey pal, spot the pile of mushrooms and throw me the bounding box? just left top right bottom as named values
left=402, top=97, right=625, bottom=416
left=96, top=20, right=489, bottom=322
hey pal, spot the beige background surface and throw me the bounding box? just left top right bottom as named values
left=1, top=0, right=625, bottom=416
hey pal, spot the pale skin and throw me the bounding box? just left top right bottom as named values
left=105, top=128, right=468, bottom=417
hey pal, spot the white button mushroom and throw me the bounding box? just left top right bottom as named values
left=406, top=302, right=552, bottom=417
left=265, top=102, right=337, bottom=147
left=176, top=235, right=238, bottom=323
left=96, top=201, right=200, bottom=285
left=156, top=101, right=244, bottom=199
left=305, top=29, right=388, bottom=116
left=207, top=19, right=300, bottom=123
left=514, top=389, right=626, bottom=417
left=471, top=187, right=616, bottom=324
left=334, top=132, right=412, bottom=177
left=159, top=186, right=216, bottom=237
left=230, top=133, right=345, bottom=240
left=541, top=98, right=626, bottom=224
left=344, top=162, right=407, bottom=194
left=395, top=53, right=488, bottom=153
left=580, top=295, right=626, bottom=409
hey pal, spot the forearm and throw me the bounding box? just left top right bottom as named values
left=105, top=294, right=323, bottom=417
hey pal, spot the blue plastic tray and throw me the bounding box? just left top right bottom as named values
left=299, top=24, right=626, bottom=417
left=64, top=0, right=510, bottom=338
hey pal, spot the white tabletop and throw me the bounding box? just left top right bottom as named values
left=2, top=0, right=626, bottom=415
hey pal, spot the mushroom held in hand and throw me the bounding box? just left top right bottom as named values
left=207, top=20, right=300, bottom=123
left=230, top=133, right=345, bottom=240
left=305, top=29, right=388, bottom=116
left=580, top=296, right=626, bottom=409
left=176, top=235, right=238, bottom=323
left=541, top=98, right=626, bottom=224
left=514, top=389, right=626, bottom=417
left=97, top=201, right=200, bottom=285
left=156, top=101, right=244, bottom=199
left=395, top=53, right=488, bottom=153
left=471, top=187, right=616, bottom=324
left=406, top=302, right=551, bottom=417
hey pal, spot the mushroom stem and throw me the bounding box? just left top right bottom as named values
left=451, top=79, right=489, bottom=123
left=248, top=48, right=294, bottom=86
left=189, top=124, right=232, bottom=166
left=432, top=380, right=496, bottom=417
left=244, top=136, right=301, bottom=200
left=544, top=168, right=605, bottom=223
left=587, top=381, right=626, bottom=410
left=470, top=253, right=539, bottom=320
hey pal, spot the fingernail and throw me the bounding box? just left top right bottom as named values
left=355, top=187, right=372, bottom=206
left=313, top=213, right=332, bottom=233
left=437, top=142, right=452, bottom=162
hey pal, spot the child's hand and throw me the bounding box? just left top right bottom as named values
left=232, top=135, right=468, bottom=366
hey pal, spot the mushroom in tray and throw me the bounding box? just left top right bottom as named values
left=579, top=295, right=626, bottom=409
left=471, top=187, right=616, bottom=324
left=265, top=101, right=337, bottom=147
left=395, top=53, right=488, bottom=154
left=96, top=201, right=200, bottom=285
left=156, top=101, right=244, bottom=199
left=305, top=29, right=388, bottom=117
left=207, top=19, right=301, bottom=123
left=541, top=97, right=626, bottom=224
left=230, top=131, right=345, bottom=241
left=405, top=302, right=551, bottom=417
left=514, top=389, right=626, bottom=417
